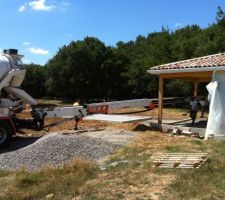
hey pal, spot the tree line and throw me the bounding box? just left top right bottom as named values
left=22, top=7, right=225, bottom=102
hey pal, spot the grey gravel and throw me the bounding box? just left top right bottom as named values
left=0, top=133, right=119, bottom=171
left=83, top=129, right=137, bottom=145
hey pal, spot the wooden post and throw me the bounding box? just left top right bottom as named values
left=158, top=75, right=164, bottom=124
left=194, top=81, right=198, bottom=96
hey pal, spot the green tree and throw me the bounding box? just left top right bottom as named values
left=24, top=7, right=225, bottom=100
left=21, top=64, right=47, bottom=98
left=45, top=37, right=129, bottom=100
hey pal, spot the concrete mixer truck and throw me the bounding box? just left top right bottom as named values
left=0, top=49, right=86, bottom=148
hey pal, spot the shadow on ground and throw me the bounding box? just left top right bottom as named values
left=183, top=119, right=207, bottom=128
left=133, top=124, right=154, bottom=132
left=0, top=136, right=41, bottom=154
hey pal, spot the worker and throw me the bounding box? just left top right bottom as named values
left=199, top=97, right=209, bottom=118
left=189, top=96, right=199, bottom=124
left=73, top=99, right=80, bottom=106
left=74, top=117, right=80, bottom=130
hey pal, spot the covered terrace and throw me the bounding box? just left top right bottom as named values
left=147, top=52, right=225, bottom=125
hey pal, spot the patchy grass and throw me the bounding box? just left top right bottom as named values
left=159, top=139, right=225, bottom=200
left=0, top=103, right=223, bottom=200
left=0, top=160, right=98, bottom=200
left=78, top=132, right=225, bottom=200
left=0, top=130, right=224, bottom=200
left=164, top=145, right=181, bottom=152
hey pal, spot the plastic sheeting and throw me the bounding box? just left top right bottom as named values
left=205, top=71, right=225, bottom=139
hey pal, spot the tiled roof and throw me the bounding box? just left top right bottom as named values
left=149, top=52, right=225, bottom=71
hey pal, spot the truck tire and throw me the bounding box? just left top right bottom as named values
left=0, top=121, right=13, bottom=148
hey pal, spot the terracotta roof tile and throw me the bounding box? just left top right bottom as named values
left=149, top=52, right=225, bottom=71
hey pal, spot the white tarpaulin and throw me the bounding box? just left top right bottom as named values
left=205, top=71, right=225, bottom=139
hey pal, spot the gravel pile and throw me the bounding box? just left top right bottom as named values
left=0, top=133, right=118, bottom=171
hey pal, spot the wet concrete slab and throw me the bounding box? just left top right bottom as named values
left=84, top=114, right=152, bottom=123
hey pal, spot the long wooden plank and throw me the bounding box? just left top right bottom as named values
left=161, top=71, right=212, bottom=79
left=162, top=155, right=208, bottom=156
left=158, top=161, right=207, bottom=167
left=154, top=159, right=206, bottom=162
left=157, top=166, right=202, bottom=169
left=155, top=156, right=207, bottom=159
left=162, top=154, right=207, bottom=156
left=157, top=158, right=206, bottom=160
left=154, top=160, right=206, bottom=163
left=165, top=118, right=192, bottom=124
left=156, top=155, right=207, bottom=158
left=162, top=153, right=207, bottom=155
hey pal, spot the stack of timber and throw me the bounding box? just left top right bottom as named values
left=151, top=97, right=186, bottom=107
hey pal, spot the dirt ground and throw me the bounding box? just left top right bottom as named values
left=13, top=107, right=188, bottom=200
left=16, top=106, right=190, bottom=136
left=5, top=106, right=214, bottom=200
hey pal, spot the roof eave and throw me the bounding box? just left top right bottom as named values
left=147, top=66, right=225, bottom=75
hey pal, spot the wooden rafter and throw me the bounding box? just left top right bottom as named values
left=160, top=71, right=213, bottom=79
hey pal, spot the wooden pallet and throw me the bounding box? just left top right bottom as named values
left=153, top=153, right=208, bottom=169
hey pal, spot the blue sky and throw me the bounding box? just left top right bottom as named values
left=0, top=0, right=225, bottom=65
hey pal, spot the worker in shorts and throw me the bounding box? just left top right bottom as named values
left=189, top=96, right=199, bottom=124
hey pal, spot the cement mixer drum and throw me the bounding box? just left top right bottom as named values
left=0, top=49, right=25, bottom=88
left=0, top=55, right=12, bottom=81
